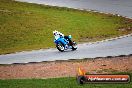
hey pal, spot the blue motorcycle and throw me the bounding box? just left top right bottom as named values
left=54, top=35, right=77, bottom=52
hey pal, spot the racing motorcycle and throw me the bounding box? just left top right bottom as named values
left=53, top=32, right=77, bottom=52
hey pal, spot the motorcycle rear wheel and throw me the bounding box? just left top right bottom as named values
left=72, top=41, right=77, bottom=50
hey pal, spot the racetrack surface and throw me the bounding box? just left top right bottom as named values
left=0, top=0, right=132, bottom=64
left=0, top=35, right=132, bottom=64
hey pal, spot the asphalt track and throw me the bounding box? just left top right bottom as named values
left=0, top=0, right=132, bottom=64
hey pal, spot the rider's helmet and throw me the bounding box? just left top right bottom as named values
left=53, top=30, right=56, bottom=36
left=53, top=30, right=59, bottom=36
left=68, top=35, right=72, bottom=39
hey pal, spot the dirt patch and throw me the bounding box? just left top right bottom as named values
left=0, top=55, right=132, bottom=79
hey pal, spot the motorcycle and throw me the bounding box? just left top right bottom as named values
left=53, top=33, right=77, bottom=52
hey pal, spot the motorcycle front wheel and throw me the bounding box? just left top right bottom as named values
left=56, top=42, right=65, bottom=52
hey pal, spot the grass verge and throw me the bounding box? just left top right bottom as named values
left=0, top=0, right=132, bottom=54
left=0, top=72, right=131, bottom=88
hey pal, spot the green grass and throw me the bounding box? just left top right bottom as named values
left=0, top=72, right=132, bottom=88
left=0, top=0, right=132, bottom=54
left=0, top=60, right=131, bottom=88
left=0, top=78, right=131, bottom=88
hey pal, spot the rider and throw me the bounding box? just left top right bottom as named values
left=53, top=30, right=73, bottom=48
left=53, top=30, right=60, bottom=41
